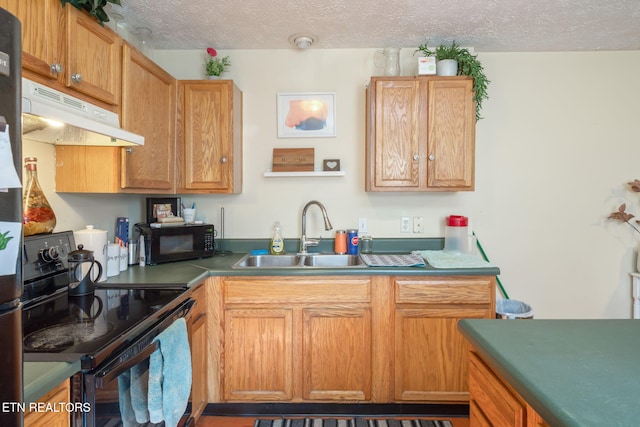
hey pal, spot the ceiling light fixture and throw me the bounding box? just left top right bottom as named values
left=289, top=33, right=318, bottom=49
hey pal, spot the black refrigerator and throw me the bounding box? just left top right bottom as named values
left=0, top=7, right=23, bottom=427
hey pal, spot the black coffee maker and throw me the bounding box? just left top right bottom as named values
left=67, top=244, right=103, bottom=296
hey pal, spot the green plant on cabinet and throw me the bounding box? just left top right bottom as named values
left=416, top=41, right=489, bottom=120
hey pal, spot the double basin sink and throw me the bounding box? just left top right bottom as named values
left=232, top=253, right=366, bottom=269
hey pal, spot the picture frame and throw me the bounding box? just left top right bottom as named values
left=146, top=197, right=181, bottom=224
left=277, top=92, right=336, bottom=138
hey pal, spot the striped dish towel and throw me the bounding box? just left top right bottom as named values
left=359, top=254, right=426, bottom=267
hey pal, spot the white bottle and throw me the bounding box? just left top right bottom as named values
left=270, top=221, right=285, bottom=255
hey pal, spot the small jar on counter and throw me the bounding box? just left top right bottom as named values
left=360, top=236, right=373, bottom=254
left=334, top=230, right=347, bottom=254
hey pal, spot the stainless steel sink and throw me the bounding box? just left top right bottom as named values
left=302, top=254, right=364, bottom=267
left=233, top=254, right=303, bottom=268
left=232, top=253, right=366, bottom=269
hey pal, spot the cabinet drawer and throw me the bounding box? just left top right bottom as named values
left=395, top=276, right=493, bottom=304
left=224, top=276, right=371, bottom=304
left=469, top=352, right=525, bottom=427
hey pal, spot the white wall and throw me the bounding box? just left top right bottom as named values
left=25, top=48, right=640, bottom=319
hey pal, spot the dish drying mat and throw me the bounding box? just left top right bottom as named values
left=360, top=254, right=425, bottom=267
left=413, top=250, right=496, bottom=269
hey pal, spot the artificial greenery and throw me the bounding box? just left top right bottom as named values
left=60, top=0, right=121, bottom=26
left=205, top=56, right=231, bottom=76
left=205, top=47, right=231, bottom=77
left=416, top=41, right=489, bottom=120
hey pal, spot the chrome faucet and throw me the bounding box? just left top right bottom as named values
left=299, top=200, right=333, bottom=254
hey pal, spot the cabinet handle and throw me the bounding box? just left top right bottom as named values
left=428, top=154, right=435, bottom=161
left=71, top=73, right=83, bottom=83
left=413, top=154, right=419, bottom=161
left=50, top=63, right=63, bottom=75
left=221, top=157, right=227, bottom=164
left=125, top=148, right=134, bottom=154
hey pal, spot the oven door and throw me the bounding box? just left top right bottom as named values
left=74, top=298, right=196, bottom=427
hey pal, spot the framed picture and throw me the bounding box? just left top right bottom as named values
left=277, top=92, right=336, bottom=138
left=146, top=197, right=181, bottom=223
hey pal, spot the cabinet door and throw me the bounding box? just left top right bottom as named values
left=302, top=307, right=372, bottom=401
left=394, top=307, right=488, bottom=402
left=224, top=308, right=294, bottom=401
left=4, top=0, right=64, bottom=80
left=178, top=80, right=242, bottom=193
left=55, top=145, right=121, bottom=193
left=394, top=276, right=495, bottom=402
left=366, top=76, right=475, bottom=192
left=189, top=285, right=208, bottom=422
left=426, top=79, right=475, bottom=190
left=121, top=43, right=176, bottom=192
left=64, top=6, right=121, bottom=105
left=366, top=78, right=422, bottom=190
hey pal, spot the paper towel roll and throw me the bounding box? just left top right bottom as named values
left=74, top=225, right=108, bottom=282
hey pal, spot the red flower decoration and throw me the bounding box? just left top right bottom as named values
left=207, top=47, right=217, bottom=57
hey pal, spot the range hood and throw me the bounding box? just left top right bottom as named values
left=21, top=78, right=144, bottom=146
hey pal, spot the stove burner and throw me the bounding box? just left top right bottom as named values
left=24, top=321, right=114, bottom=352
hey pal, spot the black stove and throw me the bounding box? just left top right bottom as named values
left=22, top=231, right=190, bottom=370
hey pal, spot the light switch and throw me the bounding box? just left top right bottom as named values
left=413, top=216, right=424, bottom=233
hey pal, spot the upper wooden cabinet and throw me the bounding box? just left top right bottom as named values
left=6, top=0, right=122, bottom=105
left=2, top=0, right=64, bottom=81
left=365, top=76, right=475, bottom=192
left=63, top=5, right=121, bottom=105
left=5, top=0, right=121, bottom=106
left=177, top=80, right=243, bottom=194
left=55, top=43, right=176, bottom=194
left=120, top=43, right=176, bottom=193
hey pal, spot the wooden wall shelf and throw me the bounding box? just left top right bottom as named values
left=264, top=170, right=345, bottom=178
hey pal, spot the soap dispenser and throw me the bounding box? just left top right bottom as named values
left=270, top=221, right=285, bottom=255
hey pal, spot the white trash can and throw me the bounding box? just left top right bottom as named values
left=496, top=299, right=534, bottom=319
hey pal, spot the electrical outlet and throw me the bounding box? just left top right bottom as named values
left=401, top=216, right=411, bottom=233
left=413, top=216, right=424, bottom=233
left=358, top=217, right=368, bottom=234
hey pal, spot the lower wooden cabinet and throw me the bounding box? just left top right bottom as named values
left=206, top=274, right=496, bottom=404
left=188, top=284, right=208, bottom=422
left=394, top=276, right=495, bottom=402
left=469, top=351, right=549, bottom=427
left=302, top=307, right=371, bottom=401
left=24, top=379, right=70, bottom=427
left=221, top=276, right=372, bottom=402
left=224, top=307, right=294, bottom=400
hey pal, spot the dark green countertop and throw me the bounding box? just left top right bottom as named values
left=458, top=319, right=640, bottom=427
left=106, top=237, right=499, bottom=283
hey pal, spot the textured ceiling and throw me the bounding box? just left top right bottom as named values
left=106, top=0, right=640, bottom=51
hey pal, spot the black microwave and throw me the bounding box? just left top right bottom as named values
left=137, top=223, right=215, bottom=265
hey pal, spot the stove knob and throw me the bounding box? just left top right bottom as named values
left=39, top=247, right=59, bottom=263
left=57, top=244, right=69, bottom=260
